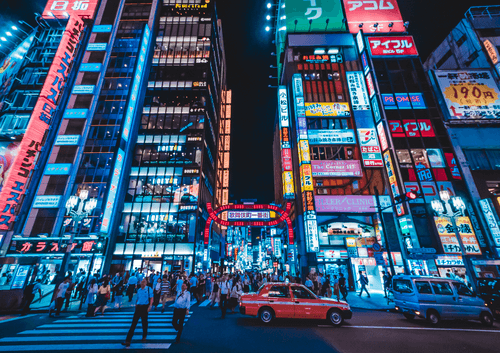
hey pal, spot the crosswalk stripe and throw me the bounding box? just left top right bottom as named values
left=0, top=343, right=171, bottom=351
left=55, top=319, right=188, bottom=323
left=40, top=323, right=177, bottom=328
left=0, top=335, right=177, bottom=342
left=199, top=299, right=211, bottom=307
left=18, top=328, right=176, bottom=334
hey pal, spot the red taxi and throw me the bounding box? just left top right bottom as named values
left=239, top=282, right=352, bottom=326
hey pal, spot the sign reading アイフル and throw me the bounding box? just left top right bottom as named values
left=343, top=0, right=405, bottom=33
left=43, top=0, right=99, bottom=19
left=367, top=36, right=418, bottom=56
left=0, top=16, right=84, bottom=230
left=286, top=0, right=346, bottom=33
left=434, top=70, right=500, bottom=120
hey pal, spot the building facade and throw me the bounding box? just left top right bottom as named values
left=271, top=0, right=498, bottom=292
left=0, top=0, right=230, bottom=306
left=424, top=5, right=500, bottom=276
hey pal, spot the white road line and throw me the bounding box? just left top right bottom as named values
left=317, top=325, right=500, bottom=333
left=55, top=319, right=185, bottom=323
left=40, top=323, right=176, bottom=328
left=80, top=311, right=191, bottom=315
left=0, top=315, right=37, bottom=324
left=18, top=328, right=176, bottom=334
left=199, top=300, right=211, bottom=307
left=0, top=335, right=177, bottom=342
left=0, top=343, right=171, bottom=351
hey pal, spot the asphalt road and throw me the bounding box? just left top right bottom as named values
left=1, top=303, right=499, bottom=353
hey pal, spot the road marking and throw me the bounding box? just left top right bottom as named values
left=55, top=318, right=182, bottom=323
left=40, top=323, right=176, bottom=328
left=0, top=335, right=177, bottom=342
left=0, top=315, right=37, bottom=324
left=80, top=311, right=192, bottom=315
left=199, top=299, right=211, bottom=307
left=0, top=343, right=171, bottom=351
left=18, top=328, right=177, bottom=334
left=317, top=325, right=500, bottom=333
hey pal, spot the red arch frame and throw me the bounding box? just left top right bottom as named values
left=204, top=203, right=293, bottom=246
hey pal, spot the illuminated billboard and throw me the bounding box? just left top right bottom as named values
left=0, top=16, right=84, bottom=230
left=346, top=72, right=370, bottom=111
left=367, top=36, right=418, bottom=56
left=305, top=102, right=350, bottom=117
left=311, top=160, right=362, bottom=177
left=43, top=0, right=99, bottom=19
left=343, top=0, right=405, bottom=33
left=434, top=70, right=500, bottom=120
left=384, top=151, right=404, bottom=216
left=286, top=0, right=346, bottom=33
left=357, top=129, right=383, bottom=167
left=278, top=86, right=294, bottom=199
left=308, top=129, right=356, bottom=145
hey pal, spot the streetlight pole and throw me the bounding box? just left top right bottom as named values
left=56, top=190, right=97, bottom=283
left=431, top=191, right=477, bottom=292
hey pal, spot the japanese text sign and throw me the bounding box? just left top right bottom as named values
left=434, top=70, right=500, bottom=120
left=456, top=217, right=482, bottom=255
left=347, top=72, right=370, bottom=110
left=0, top=16, right=84, bottom=230
left=434, top=217, right=461, bottom=254
left=286, top=0, right=346, bottom=33
left=100, top=149, right=125, bottom=233
left=43, top=0, right=98, bottom=19
left=479, top=199, right=500, bottom=247
left=311, top=160, right=363, bottom=177
left=368, top=36, right=418, bottom=56
left=305, top=102, right=350, bottom=117
left=343, top=0, right=405, bottom=33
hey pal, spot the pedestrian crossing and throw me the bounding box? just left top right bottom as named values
left=0, top=309, right=193, bottom=351
left=169, top=298, right=198, bottom=307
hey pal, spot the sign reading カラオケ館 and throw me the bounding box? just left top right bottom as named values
left=0, top=16, right=84, bottom=230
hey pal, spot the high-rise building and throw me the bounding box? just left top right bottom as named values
left=271, top=0, right=497, bottom=290
left=424, top=5, right=500, bottom=271
left=0, top=0, right=229, bottom=307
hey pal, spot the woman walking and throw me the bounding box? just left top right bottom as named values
left=94, top=277, right=111, bottom=316
left=85, top=278, right=98, bottom=317
left=228, top=279, right=243, bottom=313
left=114, top=280, right=124, bottom=309
left=153, top=278, right=162, bottom=310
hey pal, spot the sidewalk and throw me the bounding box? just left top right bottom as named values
left=344, top=290, right=395, bottom=311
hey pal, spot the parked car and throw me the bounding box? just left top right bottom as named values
left=239, top=282, right=352, bottom=326
left=477, top=278, right=500, bottom=319
left=392, top=275, right=494, bottom=326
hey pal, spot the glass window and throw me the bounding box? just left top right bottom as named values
left=463, top=150, right=490, bottom=170
left=396, top=150, right=412, bottom=164
left=393, top=279, right=413, bottom=293
left=415, top=281, right=432, bottom=294
left=292, top=286, right=316, bottom=299
left=454, top=282, right=474, bottom=296
left=486, top=150, right=500, bottom=170
left=269, top=285, right=290, bottom=298
left=431, top=281, right=453, bottom=295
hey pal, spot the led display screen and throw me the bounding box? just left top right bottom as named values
left=286, top=0, right=346, bottom=33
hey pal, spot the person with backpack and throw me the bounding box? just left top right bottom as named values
left=358, top=270, right=371, bottom=298
left=122, top=279, right=154, bottom=347
left=21, top=278, right=42, bottom=316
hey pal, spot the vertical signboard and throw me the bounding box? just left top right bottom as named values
left=456, top=217, right=481, bottom=255
left=383, top=151, right=404, bottom=216
left=122, top=25, right=151, bottom=142
left=286, top=0, right=346, bottom=33
left=343, top=0, right=405, bottom=33
left=293, top=74, right=319, bottom=252
left=278, top=86, right=295, bottom=199
left=0, top=16, right=84, bottom=230
left=479, top=199, right=500, bottom=247
left=100, top=149, right=125, bottom=234
left=434, top=216, right=461, bottom=254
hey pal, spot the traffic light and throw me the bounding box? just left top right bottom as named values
left=394, top=191, right=419, bottom=204
left=406, top=191, right=417, bottom=200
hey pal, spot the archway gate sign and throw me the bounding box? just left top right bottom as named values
left=204, top=203, right=294, bottom=246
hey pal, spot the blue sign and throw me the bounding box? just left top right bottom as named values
left=395, top=93, right=411, bottom=109
left=100, top=149, right=125, bottom=234
left=361, top=52, right=369, bottom=75
left=371, top=96, right=382, bottom=123
left=409, top=93, right=426, bottom=109
left=55, top=135, right=80, bottom=145
left=122, top=25, right=151, bottom=142
left=63, top=109, right=88, bottom=119
left=87, top=43, right=107, bottom=51
left=80, top=63, right=102, bottom=72
left=45, top=164, right=72, bottom=175
left=72, top=85, right=95, bottom=94
left=353, top=110, right=375, bottom=129
left=382, top=94, right=397, bottom=109
left=92, top=25, right=112, bottom=33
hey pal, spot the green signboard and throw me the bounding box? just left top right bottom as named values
left=285, top=0, right=346, bottom=33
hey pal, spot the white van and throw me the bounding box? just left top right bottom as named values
left=392, top=275, right=494, bottom=326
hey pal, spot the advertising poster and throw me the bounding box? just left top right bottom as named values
left=311, top=160, right=363, bottom=177
left=434, top=70, right=500, bottom=119
left=456, top=217, right=482, bottom=255
left=367, top=36, right=419, bottom=56
left=343, top=0, right=405, bottom=33
left=434, top=217, right=461, bottom=254
left=286, top=0, right=345, bottom=33
left=305, top=102, right=350, bottom=117
left=0, top=142, right=20, bottom=193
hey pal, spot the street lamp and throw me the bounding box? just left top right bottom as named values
left=431, top=191, right=477, bottom=290
left=56, top=190, right=98, bottom=282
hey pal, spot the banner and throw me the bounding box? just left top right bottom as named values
left=0, top=16, right=84, bottom=230
left=434, top=70, right=500, bottom=119
left=367, top=36, right=419, bottom=56
left=343, top=0, right=405, bottom=33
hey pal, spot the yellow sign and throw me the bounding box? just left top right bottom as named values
left=434, top=216, right=461, bottom=254
left=456, top=217, right=482, bottom=255
left=305, top=102, right=350, bottom=117
left=299, top=140, right=311, bottom=164
left=444, top=83, right=498, bottom=107
left=484, top=39, right=499, bottom=65
left=346, top=237, right=356, bottom=247
left=300, top=164, right=313, bottom=191
left=283, top=171, right=295, bottom=196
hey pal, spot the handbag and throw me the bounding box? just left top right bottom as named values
left=105, top=288, right=111, bottom=300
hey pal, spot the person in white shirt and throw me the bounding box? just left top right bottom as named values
left=173, top=275, right=184, bottom=297
left=49, top=277, right=70, bottom=317
left=172, top=283, right=191, bottom=343
left=219, top=275, right=230, bottom=319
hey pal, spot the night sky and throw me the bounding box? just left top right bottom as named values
left=1, top=0, right=498, bottom=203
